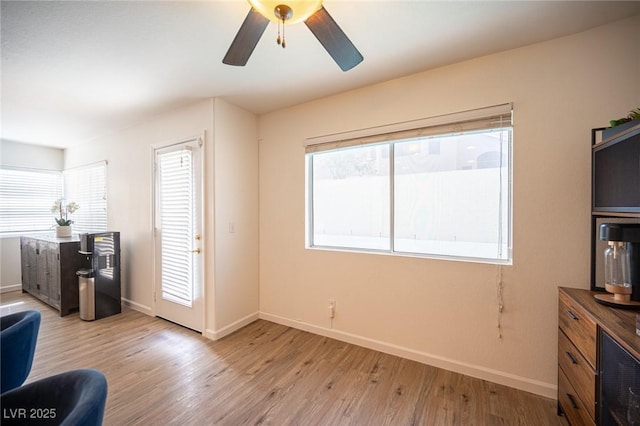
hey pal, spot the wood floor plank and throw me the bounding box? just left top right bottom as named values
left=0, top=292, right=567, bottom=425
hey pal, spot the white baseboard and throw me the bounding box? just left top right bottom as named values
left=121, top=298, right=152, bottom=316
left=0, top=284, right=22, bottom=294
left=258, top=312, right=556, bottom=399
left=204, top=311, right=259, bottom=341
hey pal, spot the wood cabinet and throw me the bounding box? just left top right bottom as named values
left=558, top=287, right=640, bottom=425
left=558, top=289, right=597, bottom=425
left=20, top=234, right=83, bottom=316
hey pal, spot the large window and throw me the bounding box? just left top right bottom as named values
left=0, top=167, right=63, bottom=234
left=306, top=104, right=512, bottom=264
left=0, top=161, right=107, bottom=235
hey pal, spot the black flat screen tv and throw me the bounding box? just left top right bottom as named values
left=592, top=123, right=640, bottom=213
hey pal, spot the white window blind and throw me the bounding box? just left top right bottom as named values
left=305, top=103, right=512, bottom=153
left=0, top=167, right=62, bottom=234
left=63, top=161, right=107, bottom=233
left=157, top=148, right=194, bottom=307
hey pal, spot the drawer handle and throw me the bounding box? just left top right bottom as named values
left=566, top=310, right=579, bottom=320
left=566, top=393, right=579, bottom=410
left=565, top=351, right=578, bottom=365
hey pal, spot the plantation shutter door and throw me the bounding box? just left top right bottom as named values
left=157, top=148, right=194, bottom=307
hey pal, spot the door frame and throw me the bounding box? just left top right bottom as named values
left=151, top=133, right=206, bottom=333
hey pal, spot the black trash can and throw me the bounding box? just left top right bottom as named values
left=76, top=269, right=95, bottom=321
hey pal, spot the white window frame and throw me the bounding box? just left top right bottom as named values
left=305, top=103, right=513, bottom=265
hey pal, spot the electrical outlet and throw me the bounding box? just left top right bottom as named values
left=328, top=299, right=336, bottom=319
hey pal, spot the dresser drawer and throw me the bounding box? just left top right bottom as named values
left=558, top=291, right=597, bottom=368
left=558, top=330, right=596, bottom=420
left=558, top=368, right=595, bottom=426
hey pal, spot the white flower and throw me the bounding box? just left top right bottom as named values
left=52, top=199, right=80, bottom=226
left=66, top=201, right=80, bottom=214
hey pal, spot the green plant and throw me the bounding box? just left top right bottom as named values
left=610, top=107, right=640, bottom=127
left=51, top=199, right=79, bottom=226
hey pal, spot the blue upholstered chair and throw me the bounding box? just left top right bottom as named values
left=1, top=310, right=41, bottom=393
left=0, top=369, right=108, bottom=426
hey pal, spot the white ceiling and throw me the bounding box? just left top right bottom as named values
left=2, top=1, right=639, bottom=149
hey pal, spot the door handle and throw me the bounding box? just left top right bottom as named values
left=191, top=248, right=201, bottom=254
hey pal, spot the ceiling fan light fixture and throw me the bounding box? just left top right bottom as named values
left=224, top=0, right=363, bottom=71
left=248, top=0, right=322, bottom=24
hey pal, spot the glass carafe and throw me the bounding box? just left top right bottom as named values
left=604, top=241, right=631, bottom=299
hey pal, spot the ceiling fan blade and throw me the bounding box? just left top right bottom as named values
left=223, top=8, right=269, bottom=66
left=305, top=6, right=363, bottom=72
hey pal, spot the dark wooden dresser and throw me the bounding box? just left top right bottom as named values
left=20, top=234, right=82, bottom=316
left=558, top=287, right=640, bottom=425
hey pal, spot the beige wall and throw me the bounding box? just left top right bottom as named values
left=0, top=139, right=64, bottom=170
left=0, top=238, right=22, bottom=292
left=210, top=99, right=261, bottom=336
left=258, top=15, right=640, bottom=397
left=64, top=98, right=260, bottom=337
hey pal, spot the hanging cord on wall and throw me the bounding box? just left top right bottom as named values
left=496, top=264, right=504, bottom=340
left=492, top=113, right=506, bottom=340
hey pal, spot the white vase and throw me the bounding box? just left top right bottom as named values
left=56, top=225, right=72, bottom=238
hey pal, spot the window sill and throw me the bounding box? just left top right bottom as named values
left=306, top=244, right=512, bottom=266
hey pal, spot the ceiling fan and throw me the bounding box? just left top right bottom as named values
left=223, top=0, right=363, bottom=71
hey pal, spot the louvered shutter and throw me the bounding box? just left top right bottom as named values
left=157, top=148, right=194, bottom=307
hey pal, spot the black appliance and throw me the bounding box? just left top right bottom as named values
left=592, top=123, right=640, bottom=213
left=76, top=232, right=121, bottom=320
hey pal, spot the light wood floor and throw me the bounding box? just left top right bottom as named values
left=1, top=291, right=566, bottom=426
